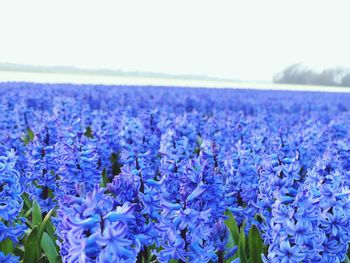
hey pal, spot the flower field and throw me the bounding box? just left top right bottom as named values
left=1, top=82, right=350, bottom=263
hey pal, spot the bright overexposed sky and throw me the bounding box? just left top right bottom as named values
left=1, top=0, right=350, bottom=81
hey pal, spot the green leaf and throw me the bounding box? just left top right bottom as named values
left=23, top=226, right=41, bottom=263
left=38, top=208, right=55, bottom=240
left=248, top=225, right=263, bottom=263
left=13, top=247, right=24, bottom=258
left=225, top=230, right=238, bottom=262
left=28, top=128, right=35, bottom=142
left=238, top=225, right=247, bottom=263
left=224, top=210, right=240, bottom=245
left=226, top=228, right=235, bottom=249
left=196, top=135, right=203, bottom=146
left=0, top=238, right=14, bottom=254
left=23, top=128, right=35, bottom=145
left=36, top=255, right=49, bottom=263
left=147, top=244, right=157, bottom=261
left=41, top=232, right=61, bottom=263
left=84, top=126, right=94, bottom=138
left=110, top=152, right=122, bottom=175
left=32, top=200, right=42, bottom=227
left=101, top=168, right=108, bottom=187
left=24, top=208, right=33, bottom=218
left=22, top=193, right=32, bottom=210
left=45, top=220, right=57, bottom=242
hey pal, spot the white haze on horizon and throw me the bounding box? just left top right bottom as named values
left=1, top=0, right=350, bottom=82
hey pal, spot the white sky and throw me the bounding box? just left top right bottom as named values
left=1, top=0, right=350, bottom=81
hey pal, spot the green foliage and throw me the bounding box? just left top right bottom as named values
left=248, top=225, right=263, bottom=263
left=22, top=193, right=32, bottom=210
left=45, top=220, right=57, bottom=243
left=20, top=200, right=61, bottom=263
left=0, top=238, right=14, bottom=255
left=194, top=135, right=203, bottom=156
left=110, top=152, right=122, bottom=175
left=225, top=211, right=265, bottom=263
left=13, top=247, right=24, bottom=258
left=101, top=152, right=123, bottom=186
left=22, top=128, right=35, bottom=145
left=41, top=233, right=60, bottom=263
left=101, top=168, right=108, bottom=187
left=238, top=225, right=247, bottom=263
left=32, top=200, right=42, bottom=227
left=23, top=226, right=41, bottom=263
left=225, top=210, right=239, bottom=245
left=38, top=208, right=55, bottom=241
left=84, top=126, right=94, bottom=139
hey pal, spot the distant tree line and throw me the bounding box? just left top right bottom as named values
left=274, top=63, right=350, bottom=87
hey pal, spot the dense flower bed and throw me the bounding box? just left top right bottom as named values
left=1, top=82, right=350, bottom=263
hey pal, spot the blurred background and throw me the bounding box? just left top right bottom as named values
left=1, top=0, right=349, bottom=90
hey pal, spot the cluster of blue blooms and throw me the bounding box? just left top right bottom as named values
left=1, top=82, right=350, bottom=262
left=57, top=186, right=138, bottom=262
left=0, top=149, right=26, bottom=244
left=0, top=149, right=25, bottom=263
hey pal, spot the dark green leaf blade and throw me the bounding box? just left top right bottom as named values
left=239, top=225, right=247, bottom=263
left=101, top=168, right=108, bottom=187
left=225, top=210, right=240, bottom=246
left=38, top=208, right=55, bottom=240
left=0, top=238, right=14, bottom=254
left=248, top=225, right=263, bottom=263
left=23, top=226, right=41, bottom=263
left=32, top=200, right=42, bottom=227
left=22, top=193, right=32, bottom=210
left=41, top=232, right=61, bottom=263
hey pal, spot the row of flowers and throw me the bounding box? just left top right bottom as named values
left=1, top=83, right=350, bottom=262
